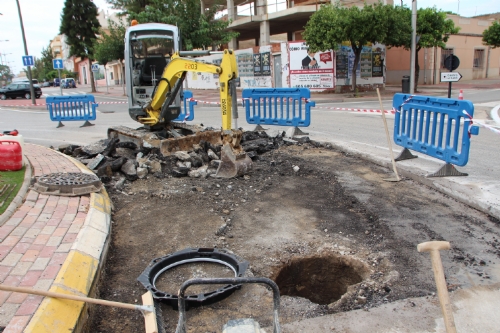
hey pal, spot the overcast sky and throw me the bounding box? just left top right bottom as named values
left=1, top=0, right=499, bottom=76
left=0, top=0, right=114, bottom=75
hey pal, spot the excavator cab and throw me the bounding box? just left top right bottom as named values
left=125, top=23, right=181, bottom=126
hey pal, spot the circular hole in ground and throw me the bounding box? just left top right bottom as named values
left=274, top=254, right=368, bottom=305
left=154, top=262, right=235, bottom=295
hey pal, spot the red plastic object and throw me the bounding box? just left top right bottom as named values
left=0, top=141, right=22, bottom=171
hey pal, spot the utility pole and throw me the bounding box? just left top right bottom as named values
left=409, top=0, right=417, bottom=94
left=16, top=0, right=36, bottom=105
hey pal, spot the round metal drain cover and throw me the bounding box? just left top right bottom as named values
left=32, top=172, right=102, bottom=196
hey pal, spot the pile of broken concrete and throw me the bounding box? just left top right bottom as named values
left=57, top=130, right=315, bottom=187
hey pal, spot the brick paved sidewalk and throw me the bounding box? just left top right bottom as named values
left=0, top=145, right=90, bottom=332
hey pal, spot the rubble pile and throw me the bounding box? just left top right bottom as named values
left=58, top=130, right=319, bottom=190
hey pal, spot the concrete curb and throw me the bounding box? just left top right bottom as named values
left=22, top=149, right=112, bottom=333
left=0, top=156, right=32, bottom=226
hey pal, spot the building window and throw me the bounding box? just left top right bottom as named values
left=473, top=49, right=485, bottom=69
left=440, top=48, right=454, bottom=69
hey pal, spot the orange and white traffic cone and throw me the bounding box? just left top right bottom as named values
left=458, top=89, right=464, bottom=100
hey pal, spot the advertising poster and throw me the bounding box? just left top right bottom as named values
left=372, top=52, right=383, bottom=77
left=253, top=53, right=262, bottom=77
left=360, top=51, right=372, bottom=77
left=288, top=41, right=335, bottom=89
left=261, top=52, right=271, bottom=76
left=336, top=52, right=348, bottom=79
left=237, top=53, right=254, bottom=77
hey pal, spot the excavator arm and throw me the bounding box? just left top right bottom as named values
left=139, top=49, right=238, bottom=130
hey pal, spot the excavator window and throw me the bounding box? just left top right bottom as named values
left=131, top=36, right=175, bottom=87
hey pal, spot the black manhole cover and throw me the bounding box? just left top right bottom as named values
left=32, top=172, right=102, bottom=196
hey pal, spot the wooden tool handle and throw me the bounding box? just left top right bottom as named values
left=0, top=284, right=139, bottom=311
left=429, top=250, right=457, bottom=333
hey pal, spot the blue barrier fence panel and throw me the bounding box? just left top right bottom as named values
left=46, top=94, right=98, bottom=122
left=242, top=88, right=315, bottom=127
left=176, top=90, right=196, bottom=122
left=393, top=93, right=479, bottom=166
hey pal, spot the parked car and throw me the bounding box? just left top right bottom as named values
left=61, top=78, right=76, bottom=89
left=0, top=83, right=42, bottom=100
left=42, top=81, right=50, bottom=87
left=54, top=78, right=60, bottom=87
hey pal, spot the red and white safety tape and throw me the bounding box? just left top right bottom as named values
left=314, top=105, right=395, bottom=114
left=0, top=101, right=128, bottom=107
left=463, top=110, right=500, bottom=136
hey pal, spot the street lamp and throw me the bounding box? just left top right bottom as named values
left=1, top=53, right=13, bottom=66
left=15, top=0, right=36, bottom=104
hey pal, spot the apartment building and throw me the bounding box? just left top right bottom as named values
left=194, top=0, right=499, bottom=90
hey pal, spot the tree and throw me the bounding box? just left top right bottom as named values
left=411, top=7, right=459, bottom=91
left=93, top=19, right=127, bottom=93
left=0, top=64, right=13, bottom=84
left=60, top=0, right=101, bottom=92
left=193, top=5, right=239, bottom=50
left=483, top=21, right=500, bottom=48
left=385, top=6, right=459, bottom=91
left=130, top=0, right=238, bottom=50
left=105, top=0, right=152, bottom=15
left=303, top=3, right=389, bottom=92
left=31, top=45, right=55, bottom=82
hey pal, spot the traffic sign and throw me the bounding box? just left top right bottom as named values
left=441, top=72, right=462, bottom=82
left=22, top=55, right=34, bottom=67
left=444, top=55, right=460, bottom=71
left=53, top=59, right=64, bottom=70
left=91, top=64, right=99, bottom=72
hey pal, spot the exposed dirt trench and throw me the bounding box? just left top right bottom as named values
left=88, top=143, right=500, bottom=333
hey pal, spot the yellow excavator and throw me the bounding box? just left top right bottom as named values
left=108, top=22, right=251, bottom=178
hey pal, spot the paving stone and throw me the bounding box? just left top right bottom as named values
left=40, top=226, right=56, bottom=235
left=46, top=236, right=62, bottom=247
left=6, top=292, right=28, bottom=304
left=56, top=243, right=72, bottom=253
left=10, top=227, right=27, bottom=238
left=40, top=265, right=61, bottom=280
left=0, top=266, right=12, bottom=281
left=52, top=227, right=68, bottom=237
left=20, top=250, right=38, bottom=263
left=10, top=262, right=32, bottom=276
left=1, top=254, right=23, bottom=267
left=2, top=275, right=21, bottom=287
left=2, top=236, right=20, bottom=247
left=19, top=271, right=43, bottom=287
left=23, top=228, right=40, bottom=239
left=38, top=247, right=56, bottom=259
left=3, top=315, right=31, bottom=333
left=0, top=303, right=21, bottom=327
left=29, top=258, right=50, bottom=271
left=32, top=279, right=53, bottom=292
left=33, top=234, right=50, bottom=246
left=14, top=295, right=42, bottom=316
left=10, top=243, right=29, bottom=255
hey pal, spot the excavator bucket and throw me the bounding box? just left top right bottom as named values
left=216, top=143, right=253, bottom=178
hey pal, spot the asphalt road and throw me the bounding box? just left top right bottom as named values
left=1, top=87, right=499, bottom=208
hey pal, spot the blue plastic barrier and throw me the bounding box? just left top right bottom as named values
left=393, top=93, right=479, bottom=176
left=46, top=94, right=98, bottom=128
left=242, top=88, right=315, bottom=128
left=176, top=90, right=196, bottom=122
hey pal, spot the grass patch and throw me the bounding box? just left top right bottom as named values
left=0, top=166, right=26, bottom=215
